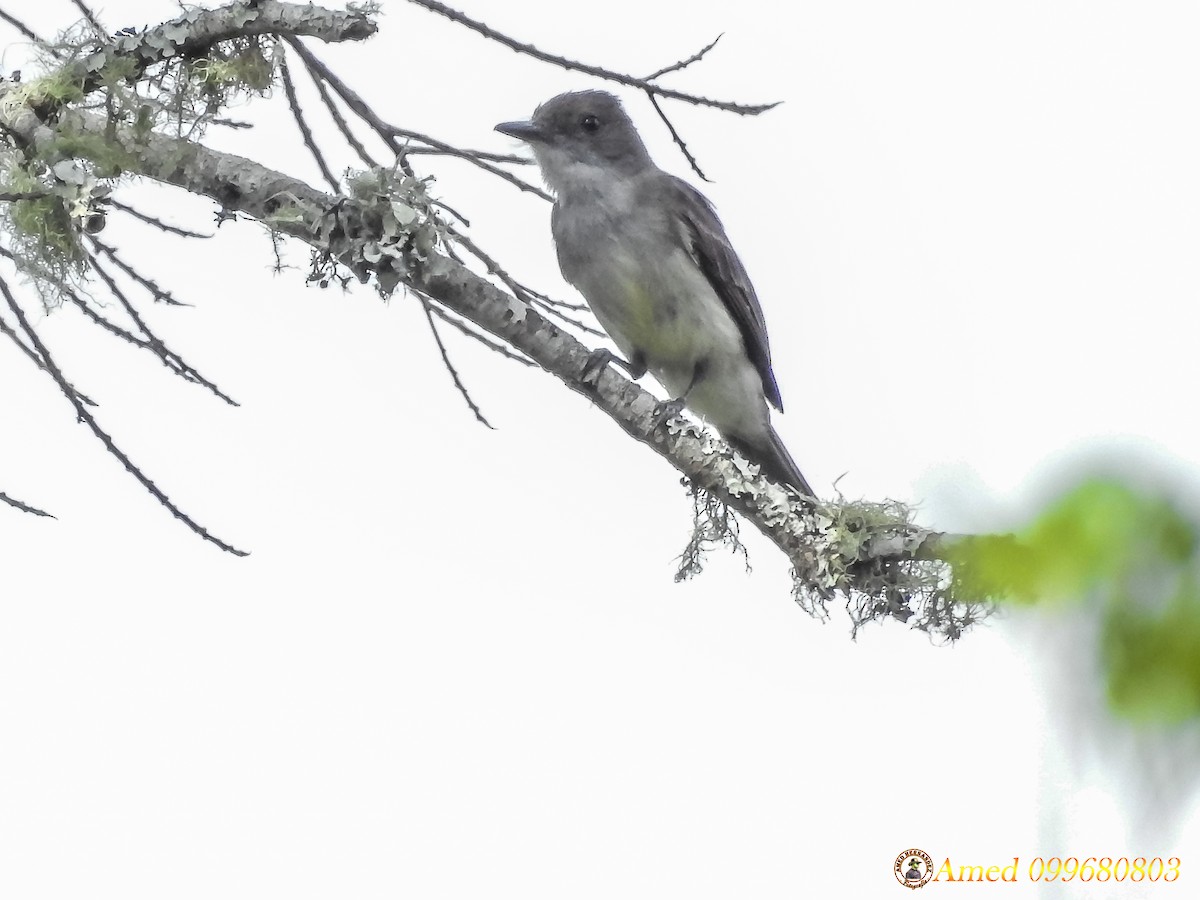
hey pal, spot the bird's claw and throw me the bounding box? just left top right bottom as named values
left=651, top=398, right=687, bottom=429
left=581, top=349, right=616, bottom=387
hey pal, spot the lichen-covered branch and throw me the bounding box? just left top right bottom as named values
left=57, top=1, right=377, bottom=101
left=0, top=98, right=977, bottom=630
left=0, top=2, right=986, bottom=635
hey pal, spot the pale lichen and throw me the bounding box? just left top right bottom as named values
left=307, top=165, right=450, bottom=297
left=0, top=9, right=288, bottom=306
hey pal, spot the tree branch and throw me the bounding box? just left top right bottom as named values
left=285, top=37, right=551, bottom=201
left=0, top=269, right=247, bottom=555
left=0, top=7, right=46, bottom=44
left=0, top=490, right=54, bottom=517
left=644, top=33, right=724, bottom=82
left=405, top=0, right=779, bottom=115
left=0, top=100, right=962, bottom=597
left=60, top=1, right=377, bottom=101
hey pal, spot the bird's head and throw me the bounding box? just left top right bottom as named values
left=496, top=90, right=653, bottom=194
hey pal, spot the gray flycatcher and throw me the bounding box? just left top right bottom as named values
left=496, top=90, right=814, bottom=497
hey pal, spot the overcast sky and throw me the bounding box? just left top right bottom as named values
left=2, top=1, right=1199, bottom=897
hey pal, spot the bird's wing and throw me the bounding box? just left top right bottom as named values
left=660, top=175, right=784, bottom=411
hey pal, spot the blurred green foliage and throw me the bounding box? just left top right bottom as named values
left=950, top=479, right=1200, bottom=724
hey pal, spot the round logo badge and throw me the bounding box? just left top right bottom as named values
left=894, top=849, right=934, bottom=889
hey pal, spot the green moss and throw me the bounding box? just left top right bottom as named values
left=95, top=55, right=141, bottom=88
left=4, top=168, right=81, bottom=261
left=37, top=134, right=140, bottom=179
left=6, top=70, right=86, bottom=109
left=188, top=41, right=275, bottom=96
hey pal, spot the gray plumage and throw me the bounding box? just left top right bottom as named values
left=496, top=90, right=813, bottom=497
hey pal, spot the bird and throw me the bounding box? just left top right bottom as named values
left=495, top=90, right=814, bottom=497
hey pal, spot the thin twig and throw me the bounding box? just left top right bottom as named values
left=69, top=0, right=105, bottom=36
left=387, top=125, right=539, bottom=173
left=430, top=197, right=470, bottom=228
left=529, top=297, right=606, bottom=338
left=516, top=283, right=589, bottom=314
left=399, top=143, right=531, bottom=164
left=85, top=248, right=238, bottom=405
left=307, top=61, right=380, bottom=169
left=108, top=199, right=212, bottom=239
left=66, top=287, right=163, bottom=352
left=89, top=236, right=189, bottom=306
left=0, top=259, right=98, bottom=407
left=279, top=54, right=340, bottom=191
left=0, top=272, right=248, bottom=555
left=448, top=226, right=604, bottom=337
left=0, top=7, right=46, bottom=43
left=0, top=490, right=55, bottom=517
left=0, top=191, right=53, bottom=202
left=0, top=305, right=71, bottom=391
left=646, top=91, right=709, bottom=182
left=641, top=34, right=726, bottom=181
left=644, top=33, right=723, bottom=82
left=420, top=297, right=494, bottom=428
left=406, top=0, right=779, bottom=115
left=427, top=302, right=536, bottom=367
left=64, top=277, right=235, bottom=405
left=286, top=36, right=552, bottom=201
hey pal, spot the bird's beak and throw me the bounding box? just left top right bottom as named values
left=495, top=120, right=547, bottom=144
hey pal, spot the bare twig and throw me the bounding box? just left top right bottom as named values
left=109, top=199, right=212, bottom=239
left=0, top=271, right=247, bottom=555
left=399, top=142, right=531, bottom=165
left=286, top=36, right=552, bottom=201
left=639, top=36, right=730, bottom=180
left=447, top=226, right=603, bottom=336
left=644, top=33, right=723, bottom=82
left=430, top=197, right=470, bottom=227
left=646, top=91, right=709, bottom=182
left=406, top=0, right=779, bottom=115
left=69, top=0, right=105, bottom=37
left=0, top=7, right=46, bottom=43
left=307, top=62, right=380, bottom=169
left=0, top=253, right=98, bottom=407
left=0, top=490, right=54, bottom=517
left=427, top=302, right=535, bottom=367
left=89, top=237, right=189, bottom=306
left=65, top=286, right=163, bottom=352
left=420, top=296, right=494, bottom=428
left=0, top=191, right=53, bottom=202
left=526, top=296, right=605, bottom=337
left=280, top=54, right=340, bottom=191
left=85, top=248, right=238, bottom=405
left=514, top=283, right=589, bottom=314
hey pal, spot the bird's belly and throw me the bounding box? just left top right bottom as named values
left=575, top=245, right=742, bottom=369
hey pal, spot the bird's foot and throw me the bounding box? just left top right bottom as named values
left=580, top=348, right=648, bottom=388
left=651, top=397, right=687, bottom=430
left=581, top=348, right=618, bottom=387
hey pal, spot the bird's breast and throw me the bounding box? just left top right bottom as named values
left=554, top=204, right=741, bottom=367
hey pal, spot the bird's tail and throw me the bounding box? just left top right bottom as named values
left=728, top=426, right=815, bottom=498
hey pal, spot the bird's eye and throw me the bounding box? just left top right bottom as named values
left=580, top=114, right=600, bottom=134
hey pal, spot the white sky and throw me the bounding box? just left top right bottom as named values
left=2, top=1, right=1199, bottom=896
